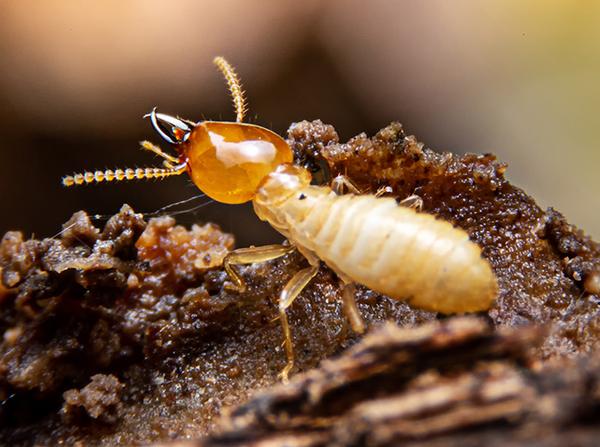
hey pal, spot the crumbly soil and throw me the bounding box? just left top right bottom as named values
left=0, top=121, right=599, bottom=446
left=201, top=318, right=600, bottom=447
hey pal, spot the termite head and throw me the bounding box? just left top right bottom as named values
left=141, top=59, right=295, bottom=205
left=186, top=124, right=295, bottom=204
left=142, top=107, right=296, bottom=204
left=61, top=56, right=296, bottom=205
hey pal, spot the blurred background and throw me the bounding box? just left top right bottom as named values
left=0, top=0, right=598, bottom=246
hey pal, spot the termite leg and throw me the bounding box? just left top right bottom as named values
left=223, top=244, right=296, bottom=292
left=278, top=261, right=320, bottom=382
left=341, top=282, right=365, bottom=334
left=375, top=186, right=423, bottom=210
left=398, top=194, right=423, bottom=211
left=331, top=174, right=361, bottom=195
left=374, top=185, right=394, bottom=197
left=140, top=140, right=180, bottom=164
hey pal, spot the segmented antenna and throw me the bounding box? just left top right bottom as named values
left=62, top=165, right=186, bottom=187
left=213, top=56, right=247, bottom=123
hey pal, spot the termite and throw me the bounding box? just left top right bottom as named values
left=62, top=57, right=498, bottom=380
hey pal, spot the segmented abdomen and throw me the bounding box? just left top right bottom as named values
left=266, top=186, right=497, bottom=314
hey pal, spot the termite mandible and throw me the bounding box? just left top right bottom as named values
left=63, top=56, right=498, bottom=381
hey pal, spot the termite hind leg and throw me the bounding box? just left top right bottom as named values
left=278, top=262, right=320, bottom=382
left=341, top=281, right=365, bottom=334
left=331, top=174, right=361, bottom=195
left=223, top=244, right=296, bottom=293
left=398, top=194, right=423, bottom=211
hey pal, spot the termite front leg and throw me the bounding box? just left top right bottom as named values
left=340, top=282, right=365, bottom=334
left=223, top=244, right=296, bottom=292
left=278, top=260, right=320, bottom=382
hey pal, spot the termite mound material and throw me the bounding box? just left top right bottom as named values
left=201, top=318, right=600, bottom=447
left=0, top=121, right=599, bottom=446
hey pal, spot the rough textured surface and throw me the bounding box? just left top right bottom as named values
left=199, top=318, right=600, bottom=447
left=62, top=374, right=124, bottom=424
left=0, top=121, right=599, bottom=445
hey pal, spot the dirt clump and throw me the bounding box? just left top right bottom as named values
left=62, top=374, right=124, bottom=424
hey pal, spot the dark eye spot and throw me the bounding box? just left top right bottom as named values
left=298, top=193, right=307, bottom=200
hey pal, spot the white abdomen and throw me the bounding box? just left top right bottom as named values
left=255, top=185, right=497, bottom=314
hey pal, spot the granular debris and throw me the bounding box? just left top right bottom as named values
left=200, top=318, right=600, bottom=447
left=0, top=121, right=599, bottom=446
left=62, top=374, right=124, bottom=424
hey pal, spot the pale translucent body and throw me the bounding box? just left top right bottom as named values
left=254, top=170, right=497, bottom=314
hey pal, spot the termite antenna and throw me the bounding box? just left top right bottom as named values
left=213, top=56, right=247, bottom=123
left=62, top=163, right=187, bottom=187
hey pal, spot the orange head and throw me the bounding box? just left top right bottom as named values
left=61, top=56, right=294, bottom=204
left=181, top=121, right=293, bottom=203
left=146, top=110, right=294, bottom=203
